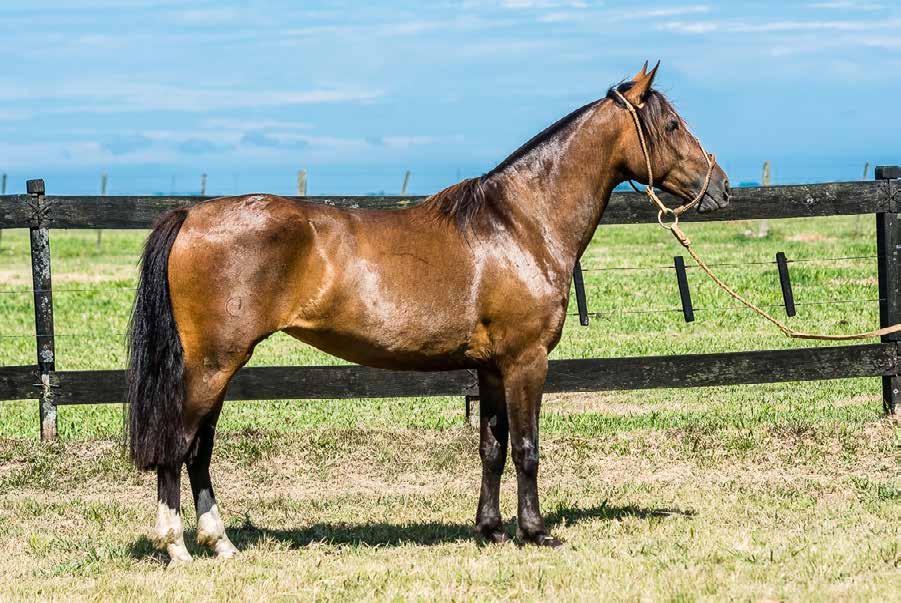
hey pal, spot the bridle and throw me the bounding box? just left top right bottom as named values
left=613, top=89, right=717, bottom=231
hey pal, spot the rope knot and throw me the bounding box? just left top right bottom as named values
left=670, top=224, right=691, bottom=247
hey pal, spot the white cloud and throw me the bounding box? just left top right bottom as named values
left=538, top=4, right=709, bottom=24
left=859, top=36, right=901, bottom=49
left=167, top=8, right=244, bottom=25
left=656, top=17, right=901, bottom=35
left=0, top=82, right=383, bottom=114
left=500, top=1, right=590, bottom=8
left=200, top=118, right=313, bottom=131
left=732, top=19, right=897, bottom=32
left=0, top=126, right=464, bottom=169
left=807, top=1, right=884, bottom=9
left=655, top=20, right=718, bottom=34
left=633, top=5, right=711, bottom=18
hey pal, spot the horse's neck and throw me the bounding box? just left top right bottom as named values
left=491, top=102, right=624, bottom=269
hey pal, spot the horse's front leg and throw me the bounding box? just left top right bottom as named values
left=475, top=368, right=510, bottom=543
left=501, top=347, right=562, bottom=547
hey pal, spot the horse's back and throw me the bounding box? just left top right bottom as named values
left=166, top=193, right=487, bottom=370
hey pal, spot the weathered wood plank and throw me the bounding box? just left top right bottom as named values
left=0, top=195, right=426, bottom=229
left=543, top=343, right=898, bottom=392
left=0, top=181, right=888, bottom=229
left=50, top=365, right=479, bottom=404
left=0, top=366, right=38, bottom=401
left=11, top=343, right=893, bottom=405
left=0, top=195, right=30, bottom=228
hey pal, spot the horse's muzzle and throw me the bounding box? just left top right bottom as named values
left=698, top=176, right=731, bottom=213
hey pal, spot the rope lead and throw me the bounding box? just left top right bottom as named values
left=615, top=89, right=900, bottom=341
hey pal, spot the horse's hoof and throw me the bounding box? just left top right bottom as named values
left=519, top=531, right=564, bottom=548
left=165, top=541, right=193, bottom=566
left=475, top=524, right=511, bottom=544
left=535, top=534, right=564, bottom=548
left=215, top=543, right=240, bottom=559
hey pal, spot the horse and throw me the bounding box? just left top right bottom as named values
left=125, top=63, right=731, bottom=564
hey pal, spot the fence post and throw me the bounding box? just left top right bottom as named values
left=297, top=170, right=307, bottom=196
left=0, top=173, right=6, bottom=249
left=465, top=395, right=478, bottom=427
left=26, top=179, right=58, bottom=439
left=572, top=261, right=589, bottom=326
left=876, top=165, right=900, bottom=415
left=96, top=172, right=107, bottom=248
left=400, top=170, right=411, bottom=195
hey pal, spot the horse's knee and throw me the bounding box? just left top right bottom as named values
left=480, top=440, right=506, bottom=474
left=512, top=442, right=539, bottom=477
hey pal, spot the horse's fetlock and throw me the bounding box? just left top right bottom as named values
left=196, top=505, right=225, bottom=543
left=154, top=503, right=184, bottom=547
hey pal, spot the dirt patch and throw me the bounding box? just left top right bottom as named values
left=785, top=232, right=836, bottom=243
left=543, top=391, right=685, bottom=416
left=0, top=266, right=136, bottom=287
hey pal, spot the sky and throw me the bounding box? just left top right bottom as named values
left=0, top=0, right=899, bottom=196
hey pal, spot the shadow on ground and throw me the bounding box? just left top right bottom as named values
left=129, top=502, right=695, bottom=561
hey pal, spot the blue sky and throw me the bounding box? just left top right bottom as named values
left=1, top=1, right=899, bottom=195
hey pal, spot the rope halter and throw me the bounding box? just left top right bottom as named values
left=612, top=89, right=717, bottom=234
left=611, top=88, right=901, bottom=341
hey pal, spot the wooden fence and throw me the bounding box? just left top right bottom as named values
left=1, top=169, right=899, bottom=440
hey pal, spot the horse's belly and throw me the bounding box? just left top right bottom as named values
left=282, top=319, right=480, bottom=371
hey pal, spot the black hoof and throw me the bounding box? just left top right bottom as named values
left=475, top=523, right=511, bottom=544
left=518, top=530, right=564, bottom=548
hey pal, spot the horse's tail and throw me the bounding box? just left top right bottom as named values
left=126, top=208, right=189, bottom=471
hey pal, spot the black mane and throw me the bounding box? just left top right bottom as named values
left=429, top=81, right=669, bottom=229
left=488, top=99, right=602, bottom=176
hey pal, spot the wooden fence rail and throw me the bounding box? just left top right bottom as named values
left=0, top=173, right=899, bottom=440
left=0, top=180, right=896, bottom=229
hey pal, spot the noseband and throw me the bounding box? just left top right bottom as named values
left=613, top=90, right=717, bottom=230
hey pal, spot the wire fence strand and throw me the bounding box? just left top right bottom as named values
left=0, top=298, right=883, bottom=338
left=580, top=254, right=879, bottom=272
left=0, top=255, right=882, bottom=295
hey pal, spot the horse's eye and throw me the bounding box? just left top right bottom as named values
left=666, top=120, right=680, bottom=133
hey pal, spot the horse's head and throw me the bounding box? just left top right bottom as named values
left=612, top=62, right=731, bottom=213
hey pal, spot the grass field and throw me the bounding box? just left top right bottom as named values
left=0, top=214, right=898, bottom=600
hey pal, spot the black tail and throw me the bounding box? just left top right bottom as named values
left=126, top=208, right=189, bottom=471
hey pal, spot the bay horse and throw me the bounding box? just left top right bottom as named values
left=126, top=63, right=731, bottom=564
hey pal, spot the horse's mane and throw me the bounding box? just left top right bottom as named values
left=428, top=81, right=668, bottom=230
left=425, top=178, right=491, bottom=230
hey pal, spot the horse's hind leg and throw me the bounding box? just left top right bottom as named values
left=155, top=463, right=192, bottom=564
left=178, top=330, right=261, bottom=559
left=187, top=409, right=238, bottom=558
left=152, top=363, right=238, bottom=564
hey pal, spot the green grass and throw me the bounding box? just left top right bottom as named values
left=0, top=216, right=898, bottom=600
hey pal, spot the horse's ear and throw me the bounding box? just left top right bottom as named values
left=633, top=61, right=649, bottom=80
left=624, top=61, right=659, bottom=105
